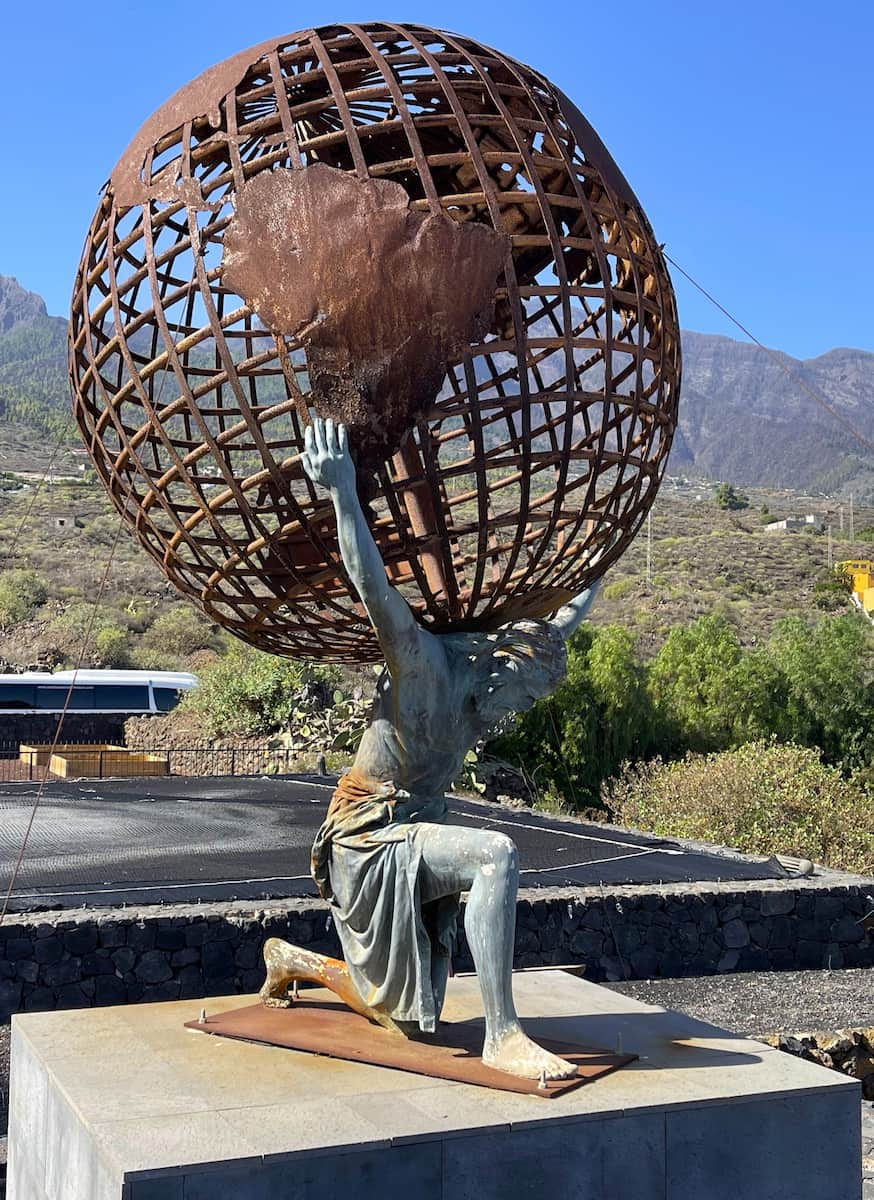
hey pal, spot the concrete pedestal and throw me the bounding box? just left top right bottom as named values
left=8, top=972, right=861, bottom=1200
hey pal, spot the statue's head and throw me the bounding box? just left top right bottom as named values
left=445, top=620, right=567, bottom=727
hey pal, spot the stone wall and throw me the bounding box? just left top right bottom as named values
left=0, top=877, right=871, bottom=1020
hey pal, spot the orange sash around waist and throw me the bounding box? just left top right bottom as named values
left=326, top=767, right=387, bottom=821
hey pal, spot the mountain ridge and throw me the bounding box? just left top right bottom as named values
left=675, top=330, right=874, bottom=496
left=1, top=275, right=871, bottom=498
left=0, top=274, right=53, bottom=332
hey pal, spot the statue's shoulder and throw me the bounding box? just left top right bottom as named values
left=388, top=620, right=451, bottom=684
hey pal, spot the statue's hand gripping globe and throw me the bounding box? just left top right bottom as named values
left=70, top=22, right=680, bottom=663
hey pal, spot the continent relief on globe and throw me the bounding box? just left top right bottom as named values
left=221, top=164, right=509, bottom=477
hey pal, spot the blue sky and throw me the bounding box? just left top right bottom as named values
left=1, top=0, right=871, bottom=358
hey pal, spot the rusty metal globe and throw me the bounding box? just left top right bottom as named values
left=70, top=23, right=681, bottom=663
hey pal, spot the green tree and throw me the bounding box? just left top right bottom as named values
left=714, top=483, right=750, bottom=511
left=584, top=624, right=653, bottom=772
left=489, top=625, right=655, bottom=808
left=765, top=615, right=874, bottom=769
left=647, top=614, right=776, bottom=752
left=728, top=648, right=786, bottom=744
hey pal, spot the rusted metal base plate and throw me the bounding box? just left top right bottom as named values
left=185, top=997, right=636, bottom=1098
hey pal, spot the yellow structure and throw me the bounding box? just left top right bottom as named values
left=19, top=744, right=169, bottom=779
left=837, top=560, right=874, bottom=615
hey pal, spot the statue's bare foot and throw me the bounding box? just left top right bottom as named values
left=482, top=1026, right=577, bottom=1080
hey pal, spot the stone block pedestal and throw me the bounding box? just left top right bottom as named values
left=8, top=971, right=861, bottom=1199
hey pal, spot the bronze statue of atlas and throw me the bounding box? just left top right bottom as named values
left=70, top=23, right=680, bottom=1082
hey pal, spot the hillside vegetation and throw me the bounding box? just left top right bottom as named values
left=0, top=475, right=221, bottom=671
left=0, top=276, right=70, bottom=442
left=1, top=470, right=870, bottom=675
left=587, top=478, right=869, bottom=655
left=1, top=274, right=872, bottom=872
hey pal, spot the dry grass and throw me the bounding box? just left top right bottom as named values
left=1, top=453, right=870, bottom=671
left=587, top=480, right=873, bottom=656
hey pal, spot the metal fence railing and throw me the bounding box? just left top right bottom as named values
left=0, top=742, right=303, bottom=782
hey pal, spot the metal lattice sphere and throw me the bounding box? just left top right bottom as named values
left=70, top=22, right=681, bottom=663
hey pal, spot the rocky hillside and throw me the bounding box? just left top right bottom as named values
left=0, top=275, right=69, bottom=440
left=1, top=274, right=872, bottom=497
left=675, top=333, right=874, bottom=498
left=0, top=274, right=51, bottom=334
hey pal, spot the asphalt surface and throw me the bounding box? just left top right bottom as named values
left=0, top=774, right=787, bottom=912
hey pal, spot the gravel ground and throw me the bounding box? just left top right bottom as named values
left=0, top=970, right=870, bottom=1189
left=607, top=967, right=874, bottom=1035
left=609, top=969, right=874, bottom=1199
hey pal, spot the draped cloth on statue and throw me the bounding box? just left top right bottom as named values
left=311, top=769, right=457, bottom=1032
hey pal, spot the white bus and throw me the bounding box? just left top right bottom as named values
left=0, top=669, right=198, bottom=716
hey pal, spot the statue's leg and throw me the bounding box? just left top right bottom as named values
left=419, top=895, right=454, bottom=1025
left=416, top=824, right=576, bottom=1080
left=259, top=937, right=400, bottom=1032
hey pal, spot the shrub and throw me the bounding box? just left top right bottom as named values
left=134, top=605, right=216, bottom=669
left=602, top=577, right=637, bottom=601
left=92, top=625, right=131, bottom=668
left=813, top=576, right=849, bottom=611
left=0, top=568, right=48, bottom=626
left=182, top=640, right=341, bottom=737
left=80, top=514, right=121, bottom=546
left=605, top=741, right=874, bottom=875
left=44, top=603, right=130, bottom=667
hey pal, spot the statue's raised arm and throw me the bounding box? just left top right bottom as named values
left=301, top=417, right=421, bottom=674
left=549, top=580, right=601, bottom=642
